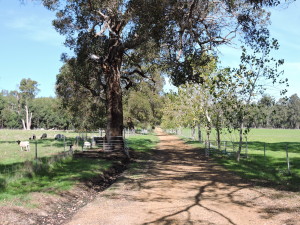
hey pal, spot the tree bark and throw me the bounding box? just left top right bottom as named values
left=22, top=119, right=26, bottom=130
left=191, top=126, right=195, bottom=140
left=197, top=123, right=201, bottom=142
left=105, top=66, right=123, bottom=139
left=104, top=30, right=124, bottom=140
left=24, top=105, right=31, bottom=130
left=237, top=120, right=244, bottom=162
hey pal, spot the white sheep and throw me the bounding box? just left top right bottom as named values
left=17, top=140, right=30, bottom=151
left=83, top=141, right=91, bottom=149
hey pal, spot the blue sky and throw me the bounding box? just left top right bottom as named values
left=0, top=0, right=299, bottom=99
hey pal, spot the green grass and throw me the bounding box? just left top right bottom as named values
left=0, top=129, right=159, bottom=206
left=126, top=133, right=159, bottom=153
left=0, top=129, right=100, bottom=165
left=124, top=133, right=159, bottom=175
left=179, top=128, right=300, bottom=191
left=0, top=156, right=113, bottom=204
left=178, top=127, right=300, bottom=143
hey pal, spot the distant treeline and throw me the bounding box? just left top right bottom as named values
left=245, top=94, right=300, bottom=129
left=1, top=88, right=299, bottom=130
left=0, top=90, right=71, bottom=130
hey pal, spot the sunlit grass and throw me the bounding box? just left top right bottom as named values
left=0, top=156, right=113, bottom=203
left=180, top=128, right=300, bottom=191
left=0, top=130, right=159, bottom=205
left=0, top=129, right=101, bottom=164
left=126, top=134, right=159, bottom=153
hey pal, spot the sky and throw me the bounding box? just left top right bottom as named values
left=0, top=0, right=299, bottom=99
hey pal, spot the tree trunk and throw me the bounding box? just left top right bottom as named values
left=197, top=123, right=201, bottom=142
left=28, top=112, right=32, bottom=130
left=105, top=68, right=123, bottom=139
left=216, top=113, right=221, bottom=150
left=237, top=121, right=244, bottom=162
left=216, top=126, right=221, bottom=150
left=104, top=33, right=124, bottom=141
left=24, top=105, right=31, bottom=130
left=191, top=126, right=195, bottom=140
left=22, top=119, right=26, bottom=130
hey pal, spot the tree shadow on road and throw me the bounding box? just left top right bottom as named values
left=112, top=133, right=299, bottom=225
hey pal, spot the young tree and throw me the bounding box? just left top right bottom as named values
left=223, top=41, right=287, bottom=161
left=18, top=78, right=40, bottom=130
left=41, top=0, right=283, bottom=141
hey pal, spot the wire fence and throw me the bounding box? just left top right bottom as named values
left=164, top=128, right=300, bottom=176
left=0, top=128, right=141, bottom=178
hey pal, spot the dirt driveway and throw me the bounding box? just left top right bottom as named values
left=65, top=129, right=300, bottom=225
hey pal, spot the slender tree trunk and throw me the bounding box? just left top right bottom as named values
left=216, top=127, right=221, bottom=150
left=191, top=126, right=195, bottom=140
left=197, top=123, right=201, bottom=142
left=22, top=119, right=26, bottom=130
left=24, top=105, right=32, bottom=130
left=237, top=121, right=244, bottom=162
left=205, top=109, right=211, bottom=144
left=216, top=113, right=221, bottom=150
left=28, top=112, right=32, bottom=130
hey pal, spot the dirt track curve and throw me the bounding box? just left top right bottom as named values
left=65, top=128, right=300, bottom=225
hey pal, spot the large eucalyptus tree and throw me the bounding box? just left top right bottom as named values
left=42, top=0, right=287, bottom=139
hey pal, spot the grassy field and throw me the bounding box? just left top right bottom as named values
left=177, top=128, right=300, bottom=191
left=178, top=127, right=300, bottom=143
left=0, top=129, right=159, bottom=204
left=0, top=129, right=101, bottom=165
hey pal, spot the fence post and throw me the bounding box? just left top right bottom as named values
left=35, top=140, right=38, bottom=160
left=224, top=141, right=227, bottom=154
left=64, top=136, right=66, bottom=152
left=246, top=137, right=248, bottom=158
left=286, top=144, right=291, bottom=175
left=264, top=143, right=266, bottom=161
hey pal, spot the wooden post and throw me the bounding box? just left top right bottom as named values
left=286, top=144, right=291, bottom=175
left=224, top=141, right=227, bottom=154
left=35, top=141, right=38, bottom=160
left=64, top=136, right=66, bottom=152
left=264, top=143, right=266, bottom=161
left=246, top=137, right=248, bottom=158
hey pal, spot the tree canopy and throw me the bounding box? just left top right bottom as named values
left=40, top=0, right=291, bottom=138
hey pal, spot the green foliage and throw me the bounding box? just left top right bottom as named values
left=41, top=0, right=286, bottom=134
left=123, top=73, right=164, bottom=129
left=31, top=98, right=71, bottom=129
left=18, top=78, right=39, bottom=103
left=56, top=59, right=106, bottom=131
left=0, top=90, right=73, bottom=129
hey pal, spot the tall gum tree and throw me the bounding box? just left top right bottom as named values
left=18, top=78, right=39, bottom=130
left=40, top=0, right=289, bottom=139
